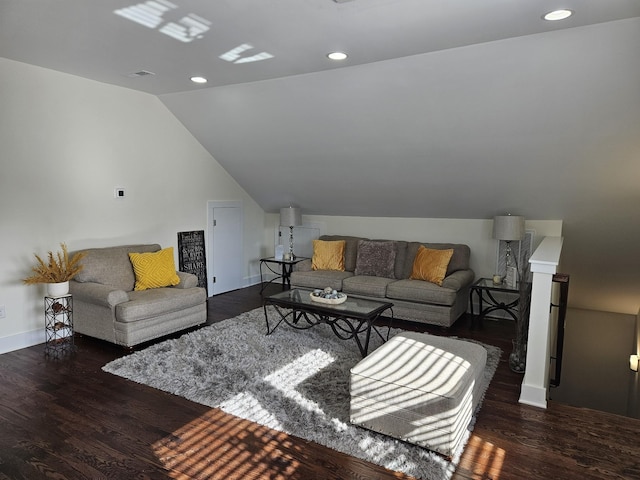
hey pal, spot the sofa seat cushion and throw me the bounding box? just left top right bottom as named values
left=290, top=270, right=353, bottom=291
left=343, top=275, right=397, bottom=298
left=117, top=287, right=206, bottom=323
left=386, top=279, right=457, bottom=306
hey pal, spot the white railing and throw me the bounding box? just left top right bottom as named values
left=519, top=236, right=564, bottom=408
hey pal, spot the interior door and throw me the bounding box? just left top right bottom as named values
left=208, top=202, right=243, bottom=295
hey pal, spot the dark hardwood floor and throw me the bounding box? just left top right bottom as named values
left=1, top=284, right=639, bottom=479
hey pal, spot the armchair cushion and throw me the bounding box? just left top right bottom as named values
left=74, top=244, right=160, bottom=291
left=119, top=287, right=206, bottom=322
left=69, top=281, right=129, bottom=307
left=129, top=247, right=180, bottom=291
left=174, top=271, right=198, bottom=289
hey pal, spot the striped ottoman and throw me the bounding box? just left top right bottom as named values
left=350, top=331, right=487, bottom=457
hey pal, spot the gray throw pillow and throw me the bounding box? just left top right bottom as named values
left=354, top=240, right=397, bottom=278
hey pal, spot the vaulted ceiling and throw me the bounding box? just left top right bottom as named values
left=2, top=0, right=639, bottom=314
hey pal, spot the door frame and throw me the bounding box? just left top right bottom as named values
left=206, top=200, right=244, bottom=296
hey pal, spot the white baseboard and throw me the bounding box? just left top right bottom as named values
left=245, top=274, right=263, bottom=287
left=0, top=329, right=45, bottom=355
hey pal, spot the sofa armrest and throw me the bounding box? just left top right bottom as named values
left=441, top=269, right=475, bottom=291
left=294, top=259, right=313, bottom=272
left=173, top=271, right=198, bottom=289
left=69, top=281, right=129, bottom=307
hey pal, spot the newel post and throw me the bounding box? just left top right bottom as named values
left=519, top=236, right=564, bottom=408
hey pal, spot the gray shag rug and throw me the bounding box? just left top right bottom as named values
left=103, top=307, right=501, bottom=480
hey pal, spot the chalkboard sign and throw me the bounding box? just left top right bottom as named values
left=177, top=230, right=208, bottom=294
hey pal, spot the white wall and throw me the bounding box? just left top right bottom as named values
left=0, top=58, right=266, bottom=353
left=265, top=213, right=562, bottom=279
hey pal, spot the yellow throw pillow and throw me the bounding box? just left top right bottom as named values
left=410, top=246, right=454, bottom=286
left=312, top=240, right=346, bottom=271
left=128, top=247, right=180, bottom=291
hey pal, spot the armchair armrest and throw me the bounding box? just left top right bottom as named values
left=69, top=281, right=129, bottom=307
left=441, top=269, right=475, bottom=291
left=173, top=271, right=198, bottom=289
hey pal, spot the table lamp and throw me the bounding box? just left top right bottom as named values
left=493, top=214, right=525, bottom=287
left=280, top=206, right=302, bottom=260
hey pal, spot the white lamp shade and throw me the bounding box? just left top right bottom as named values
left=493, top=215, right=525, bottom=241
left=280, top=207, right=302, bottom=227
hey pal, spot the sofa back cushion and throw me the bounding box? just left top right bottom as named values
left=402, top=242, right=470, bottom=279
left=409, top=245, right=455, bottom=286
left=73, top=244, right=161, bottom=291
left=371, top=239, right=408, bottom=280
left=319, top=235, right=366, bottom=272
left=354, top=240, right=397, bottom=278
left=312, top=239, right=346, bottom=271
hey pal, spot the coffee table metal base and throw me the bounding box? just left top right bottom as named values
left=263, top=299, right=393, bottom=357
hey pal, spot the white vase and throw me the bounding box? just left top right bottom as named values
left=47, top=281, right=69, bottom=297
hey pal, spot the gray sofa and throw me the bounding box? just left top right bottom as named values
left=69, top=244, right=207, bottom=347
left=290, top=235, right=474, bottom=327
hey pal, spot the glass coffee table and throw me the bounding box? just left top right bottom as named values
left=263, top=289, right=394, bottom=357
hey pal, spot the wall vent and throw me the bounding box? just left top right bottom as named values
left=127, top=70, right=156, bottom=78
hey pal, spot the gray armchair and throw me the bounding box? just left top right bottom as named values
left=69, top=244, right=207, bottom=348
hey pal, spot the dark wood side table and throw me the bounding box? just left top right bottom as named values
left=469, top=277, right=531, bottom=329
left=259, top=256, right=309, bottom=294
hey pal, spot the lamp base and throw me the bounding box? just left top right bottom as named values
left=288, top=227, right=296, bottom=261
left=505, top=266, right=517, bottom=289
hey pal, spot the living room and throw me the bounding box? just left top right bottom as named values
left=1, top=1, right=639, bottom=478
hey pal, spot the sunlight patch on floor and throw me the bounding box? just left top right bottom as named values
left=152, top=409, right=302, bottom=479
left=458, top=434, right=505, bottom=479
left=264, top=348, right=335, bottom=415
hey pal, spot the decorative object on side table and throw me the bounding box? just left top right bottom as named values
left=310, top=287, right=347, bottom=304
left=23, top=242, right=86, bottom=296
left=280, top=206, right=302, bottom=260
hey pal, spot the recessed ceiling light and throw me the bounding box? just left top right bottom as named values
left=543, top=9, right=573, bottom=21
left=190, top=76, right=207, bottom=84
left=327, top=52, right=348, bottom=61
